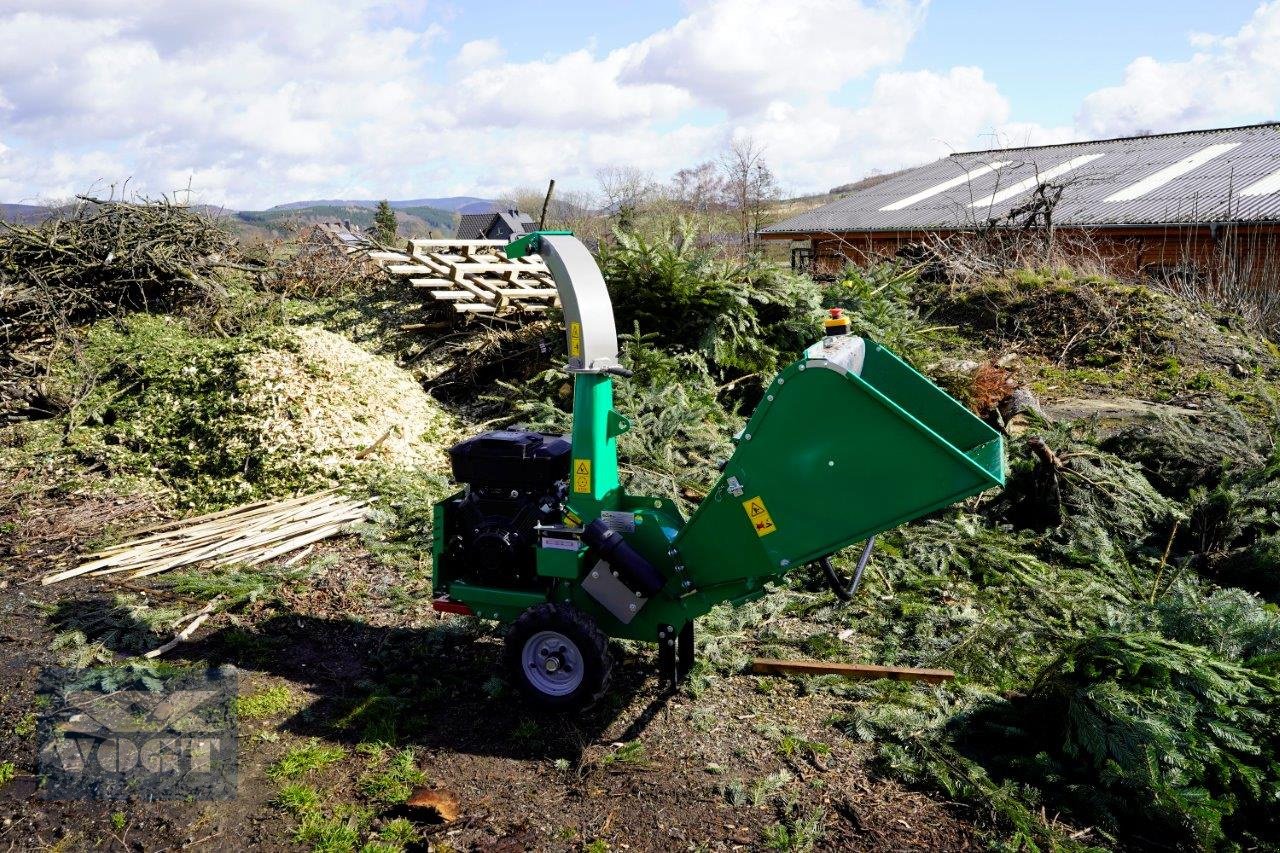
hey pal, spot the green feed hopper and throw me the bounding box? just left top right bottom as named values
left=673, top=335, right=1005, bottom=594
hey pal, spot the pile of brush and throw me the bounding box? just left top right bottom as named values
left=0, top=196, right=233, bottom=420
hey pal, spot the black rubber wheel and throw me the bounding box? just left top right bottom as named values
left=504, top=603, right=613, bottom=711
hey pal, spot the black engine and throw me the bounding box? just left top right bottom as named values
left=443, top=430, right=571, bottom=587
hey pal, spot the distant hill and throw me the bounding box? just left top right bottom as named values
left=1, top=203, right=52, bottom=224
left=826, top=167, right=915, bottom=197
left=232, top=203, right=457, bottom=241
left=0, top=199, right=462, bottom=241
left=267, top=197, right=496, bottom=214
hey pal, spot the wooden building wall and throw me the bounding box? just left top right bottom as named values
left=771, top=225, right=1280, bottom=287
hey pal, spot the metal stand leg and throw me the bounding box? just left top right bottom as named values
left=677, top=621, right=694, bottom=682
left=658, top=624, right=677, bottom=687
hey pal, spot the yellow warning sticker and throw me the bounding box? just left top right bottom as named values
left=743, top=495, right=777, bottom=537
left=569, top=322, right=582, bottom=358
left=573, top=458, right=592, bottom=494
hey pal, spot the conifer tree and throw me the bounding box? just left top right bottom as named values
left=373, top=200, right=397, bottom=243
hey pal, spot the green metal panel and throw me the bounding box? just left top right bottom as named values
left=566, top=372, right=622, bottom=517
left=450, top=583, right=548, bottom=622
left=673, top=337, right=1003, bottom=591
left=431, top=500, right=447, bottom=576
left=536, top=546, right=583, bottom=579
left=505, top=230, right=572, bottom=259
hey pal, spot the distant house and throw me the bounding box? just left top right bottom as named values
left=763, top=123, right=1280, bottom=284
left=455, top=208, right=536, bottom=241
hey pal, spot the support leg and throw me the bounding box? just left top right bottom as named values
left=658, top=624, right=677, bottom=687
left=677, top=621, right=694, bottom=682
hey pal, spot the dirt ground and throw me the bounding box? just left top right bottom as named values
left=0, top=481, right=982, bottom=852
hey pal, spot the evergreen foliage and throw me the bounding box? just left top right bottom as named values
left=600, top=222, right=821, bottom=376
left=372, top=200, right=397, bottom=243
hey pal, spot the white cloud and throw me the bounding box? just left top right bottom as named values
left=0, top=2, right=444, bottom=206
left=452, top=38, right=504, bottom=69
left=623, top=0, right=926, bottom=114
left=739, top=67, right=1012, bottom=192
left=448, top=46, right=695, bottom=130
left=5, top=0, right=1272, bottom=209
left=1077, top=1, right=1280, bottom=136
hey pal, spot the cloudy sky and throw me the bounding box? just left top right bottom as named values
left=1, top=0, right=1277, bottom=209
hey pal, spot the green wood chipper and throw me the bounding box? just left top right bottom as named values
left=430, top=231, right=1004, bottom=709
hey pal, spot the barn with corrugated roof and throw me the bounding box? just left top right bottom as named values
left=763, top=123, right=1280, bottom=283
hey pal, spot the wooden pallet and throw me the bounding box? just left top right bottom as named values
left=312, top=225, right=560, bottom=317
left=390, top=239, right=560, bottom=316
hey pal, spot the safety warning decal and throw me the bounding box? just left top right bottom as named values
left=742, top=495, right=777, bottom=537
left=569, top=322, right=582, bottom=358
left=573, top=458, right=591, bottom=494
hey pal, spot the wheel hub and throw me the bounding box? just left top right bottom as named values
left=523, top=631, right=583, bottom=696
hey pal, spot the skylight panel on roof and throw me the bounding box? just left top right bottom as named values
left=1240, top=166, right=1280, bottom=196
left=878, top=161, right=1011, bottom=211
left=1102, top=143, right=1240, bottom=203
left=968, top=154, right=1106, bottom=209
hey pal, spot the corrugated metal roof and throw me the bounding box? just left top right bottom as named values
left=763, top=123, right=1280, bottom=235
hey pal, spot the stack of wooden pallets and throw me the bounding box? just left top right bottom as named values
left=309, top=224, right=560, bottom=318
left=379, top=239, right=561, bottom=316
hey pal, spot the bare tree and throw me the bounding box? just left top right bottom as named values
left=501, top=186, right=548, bottom=220
left=596, top=166, right=655, bottom=231
left=670, top=161, right=723, bottom=215
left=502, top=184, right=604, bottom=241
left=719, top=135, right=779, bottom=251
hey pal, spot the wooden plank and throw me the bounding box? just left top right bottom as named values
left=427, top=291, right=471, bottom=300
left=452, top=261, right=549, bottom=274
left=411, top=239, right=508, bottom=249
left=408, top=277, right=456, bottom=287
left=750, top=658, right=955, bottom=684
left=367, top=251, right=412, bottom=262
left=451, top=276, right=495, bottom=302
left=453, top=303, right=497, bottom=314
left=494, top=288, right=558, bottom=297
left=385, top=264, right=434, bottom=276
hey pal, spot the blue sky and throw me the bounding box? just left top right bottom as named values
left=904, top=1, right=1269, bottom=131
left=1, top=1, right=1278, bottom=208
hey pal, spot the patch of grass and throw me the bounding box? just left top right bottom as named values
left=268, top=740, right=346, bottom=780
left=273, top=783, right=321, bottom=816
left=13, top=712, right=36, bottom=737
left=377, top=818, right=419, bottom=847
left=235, top=684, right=298, bottom=721
left=294, top=813, right=359, bottom=852
left=110, top=812, right=126, bottom=832
left=358, top=748, right=425, bottom=805
left=0, top=762, right=15, bottom=787
left=337, top=692, right=404, bottom=746
left=777, top=735, right=830, bottom=760
left=511, top=718, right=541, bottom=745
left=599, top=740, right=649, bottom=768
